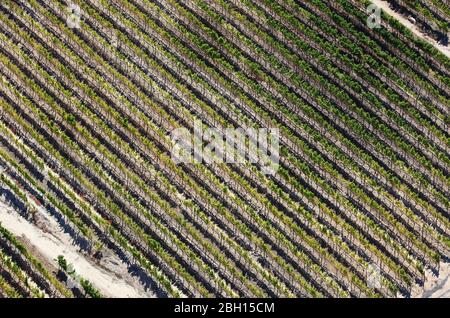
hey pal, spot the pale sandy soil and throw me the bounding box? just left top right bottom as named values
left=412, top=262, right=450, bottom=298
left=0, top=198, right=155, bottom=298
left=371, top=0, right=450, bottom=58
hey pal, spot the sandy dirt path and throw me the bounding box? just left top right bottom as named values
left=418, top=262, right=450, bottom=298
left=0, top=198, right=155, bottom=298
left=371, top=0, right=450, bottom=58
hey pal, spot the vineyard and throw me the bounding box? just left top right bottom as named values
left=0, top=0, right=449, bottom=298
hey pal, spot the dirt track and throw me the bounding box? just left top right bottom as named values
left=0, top=198, right=155, bottom=298
left=371, top=0, right=450, bottom=58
